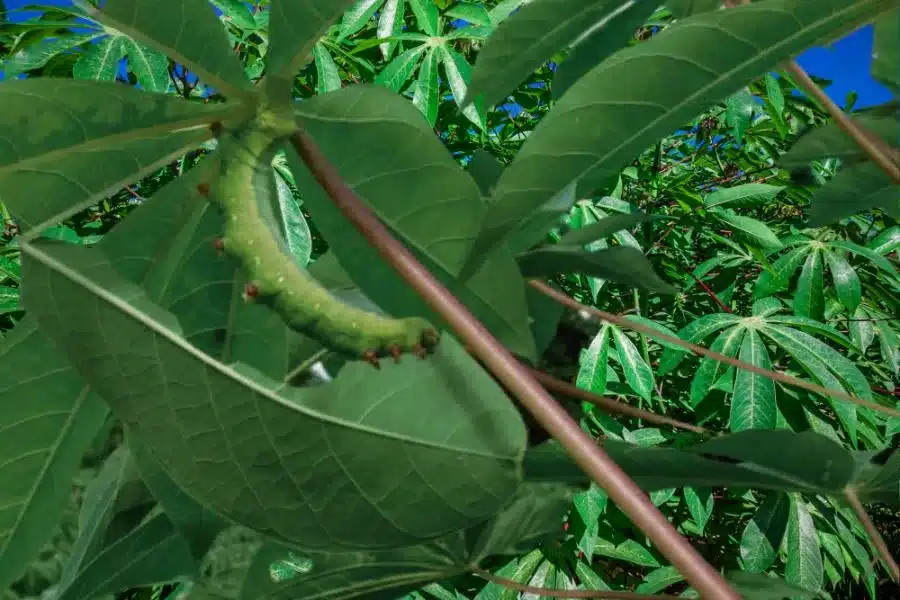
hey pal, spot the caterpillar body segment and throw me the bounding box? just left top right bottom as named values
left=200, top=109, right=439, bottom=364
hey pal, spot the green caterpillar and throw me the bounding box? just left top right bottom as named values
left=197, top=107, right=439, bottom=366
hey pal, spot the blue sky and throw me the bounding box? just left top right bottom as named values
left=1, top=0, right=895, bottom=109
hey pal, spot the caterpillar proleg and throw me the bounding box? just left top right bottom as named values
left=198, top=107, right=439, bottom=366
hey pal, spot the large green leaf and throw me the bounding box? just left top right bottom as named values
left=872, top=8, right=900, bottom=92
left=0, top=79, right=234, bottom=230
left=516, top=246, right=677, bottom=294
left=666, top=0, right=724, bottom=19
left=461, top=0, right=896, bottom=273
left=551, top=1, right=660, bottom=101
left=128, top=433, right=228, bottom=560
left=289, top=86, right=536, bottom=359
left=0, top=320, right=109, bottom=589
left=808, top=161, right=900, bottom=226
left=465, top=0, right=641, bottom=108
left=233, top=482, right=573, bottom=600
left=21, top=239, right=526, bottom=553
left=525, top=430, right=856, bottom=495
left=266, top=0, right=358, bottom=93
left=712, top=211, right=783, bottom=250
left=778, top=115, right=899, bottom=168
left=83, top=0, right=252, bottom=97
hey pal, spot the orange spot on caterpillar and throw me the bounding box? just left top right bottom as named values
left=362, top=351, right=381, bottom=369
left=213, top=238, right=225, bottom=254
left=196, top=183, right=210, bottom=197
left=423, top=329, right=440, bottom=349
left=242, top=282, right=259, bottom=303
left=389, top=345, right=403, bottom=363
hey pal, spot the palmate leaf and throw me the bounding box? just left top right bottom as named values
left=289, top=85, right=537, bottom=360
left=730, top=329, right=777, bottom=432
left=265, top=0, right=359, bottom=99
left=82, top=0, right=252, bottom=97
left=658, top=312, right=740, bottom=374
left=460, top=0, right=897, bottom=275
left=20, top=239, right=526, bottom=553
left=2, top=32, right=102, bottom=77
left=689, top=325, right=745, bottom=406
left=0, top=79, right=235, bottom=231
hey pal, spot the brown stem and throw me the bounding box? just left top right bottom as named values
left=527, top=367, right=708, bottom=435
left=687, top=271, right=732, bottom=313
left=288, top=130, right=742, bottom=600
left=724, top=0, right=900, bottom=182
left=844, top=488, right=900, bottom=581
left=529, top=280, right=900, bottom=419
left=471, top=566, right=681, bottom=599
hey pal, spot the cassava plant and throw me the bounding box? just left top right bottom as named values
left=0, top=1, right=899, bottom=600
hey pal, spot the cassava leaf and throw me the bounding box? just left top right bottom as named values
left=461, top=0, right=890, bottom=274
left=20, top=239, right=526, bottom=553
left=83, top=0, right=251, bottom=96
left=516, top=246, right=677, bottom=294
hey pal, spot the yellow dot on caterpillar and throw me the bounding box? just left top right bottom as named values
left=231, top=215, right=238, bottom=222
left=352, top=322, right=359, bottom=329
left=314, top=303, right=321, bottom=310
left=277, top=276, right=284, bottom=283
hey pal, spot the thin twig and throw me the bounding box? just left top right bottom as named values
left=288, top=130, right=742, bottom=600
left=723, top=0, right=900, bottom=182
left=527, top=367, right=708, bottom=435
left=529, top=280, right=900, bottom=418
left=844, top=488, right=900, bottom=581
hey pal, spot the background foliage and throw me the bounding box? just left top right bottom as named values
left=0, top=1, right=898, bottom=599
